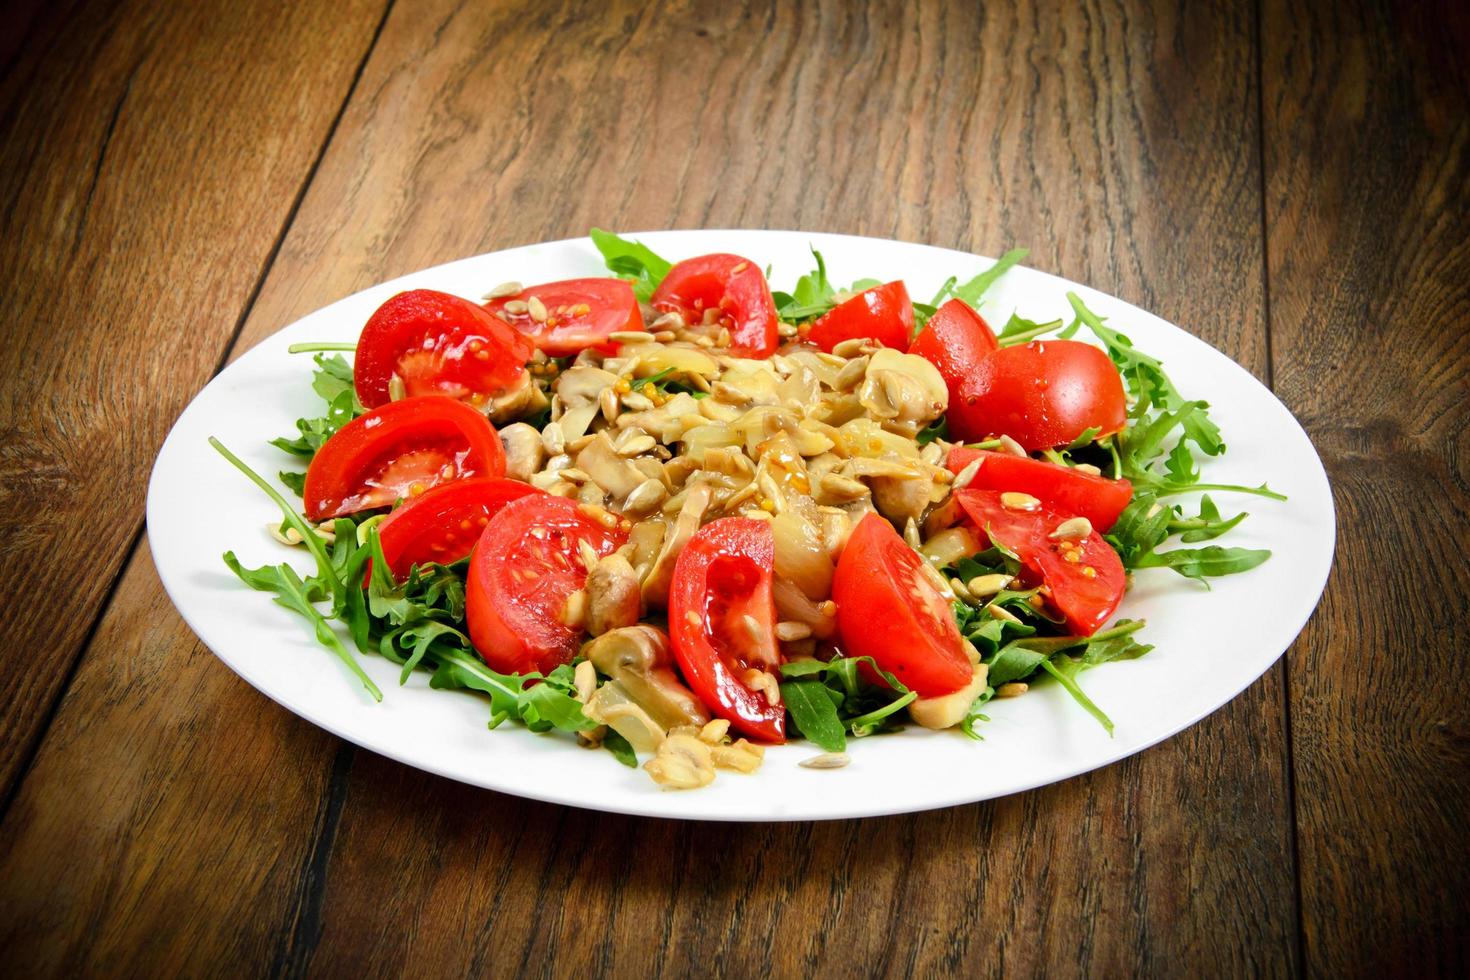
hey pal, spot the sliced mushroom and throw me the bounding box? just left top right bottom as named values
left=770, top=510, right=833, bottom=599
left=575, top=431, right=646, bottom=500
left=498, top=422, right=545, bottom=483
left=485, top=371, right=549, bottom=424
left=585, top=626, right=710, bottom=730
left=857, top=348, right=948, bottom=435
left=909, top=664, right=990, bottom=730
left=644, top=732, right=716, bottom=789
left=868, top=472, right=931, bottom=526
left=583, top=682, right=667, bottom=753
left=585, top=553, right=643, bottom=636
left=555, top=365, right=621, bottom=408
left=641, top=481, right=712, bottom=607
left=918, top=526, right=983, bottom=568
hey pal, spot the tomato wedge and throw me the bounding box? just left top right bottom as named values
left=354, top=289, right=533, bottom=409
left=946, top=448, right=1133, bottom=531
left=908, top=298, right=998, bottom=403
left=955, top=489, right=1126, bottom=636
left=482, top=277, right=643, bottom=356
left=808, top=280, right=914, bottom=352
left=465, top=495, right=626, bottom=674
left=304, top=397, right=505, bottom=522
left=949, top=339, right=1126, bottom=449
left=650, top=253, right=779, bottom=358
left=668, top=517, right=785, bottom=742
left=832, top=513, right=973, bottom=696
left=373, top=478, right=542, bottom=582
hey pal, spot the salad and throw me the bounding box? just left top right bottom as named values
left=214, top=230, right=1280, bottom=790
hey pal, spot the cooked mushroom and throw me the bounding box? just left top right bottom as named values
left=908, top=664, right=990, bottom=730
left=856, top=349, right=948, bottom=435
left=868, top=471, right=930, bottom=526
left=641, top=481, right=712, bottom=607
left=644, top=732, right=716, bottom=789
left=585, top=553, right=643, bottom=636
left=575, top=431, right=646, bottom=500
left=582, top=682, right=667, bottom=753
left=918, top=526, right=983, bottom=568
left=498, top=422, right=545, bottom=483
left=585, top=625, right=710, bottom=730
left=485, top=371, right=549, bottom=424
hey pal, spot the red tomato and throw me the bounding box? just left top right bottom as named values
left=955, top=489, right=1126, bottom=636
left=908, top=298, right=998, bottom=403
left=465, top=495, right=626, bottom=674
left=946, top=448, right=1133, bottom=531
left=650, top=253, right=779, bottom=358
left=354, top=289, right=533, bottom=409
left=304, top=397, right=505, bottom=521
left=373, top=478, right=542, bottom=582
left=808, top=281, right=914, bottom=352
left=668, top=517, right=785, bottom=742
left=949, top=339, right=1126, bottom=449
left=482, top=277, right=644, bottom=356
left=832, top=513, right=973, bottom=697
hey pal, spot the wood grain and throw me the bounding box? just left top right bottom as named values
left=0, top=0, right=390, bottom=801
left=0, top=0, right=1311, bottom=974
left=1261, top=0, right=1470, bottom=972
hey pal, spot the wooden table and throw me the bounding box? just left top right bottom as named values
left=2, top=0, right=1466, bottom=974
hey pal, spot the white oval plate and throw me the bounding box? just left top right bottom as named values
left=148, top=230, right=1334, bottom=821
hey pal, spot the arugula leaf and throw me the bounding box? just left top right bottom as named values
left=775, top=248, right=838, bottom=321
left=916, top=417, right=949, bottom=446
left=996, top=312, right=1063, bottom=347
left=940, top=248, right=1029, bottom=307
left=779, top=679, right=847, bottom=752
left=976, top=621, right=1151, bottom=735
left=518, top=664, right=598, bottom=733
left=311, top=353, right=356, bottom=403
left=1174, top=494, right=1249, bottom=543
left=589, top=228, right=672, bottom=302
left=601, top=729, right=638, bottom=768
left=1132, top=544, right=1272, bottom=584
left=223, top=551, right=382, bottom=702
left=1038, top=658, right=1114, bottom=735
left=278, top=470, right=307, bottom=496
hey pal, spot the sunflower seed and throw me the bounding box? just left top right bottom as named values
left=608, top=330, right=650, bottom=343
left=997, top=434, right=1027, bottom=457
left=988, top=604, right=1023, bottom=623
left=965, top=574, right=1012, bottom=598
left=1000, top=491, right=1041, bottom=511
left=835, top=355, right=869, bottom=391
left=799, top=752, right=850, bottom=770
left=952, top=458, right=982, bottom=489
left=483, top=280, right=522, bottom=299
left=651, top=311, right=685, bottom=331
left=1074, top=463, right=1102, bottom=476
left=775, top=620, right=813, bottom=642
left=502, top=299, right=529, bottom=315
left=528, top=295, right=548, bottom=322
left=622, top=479, right=666, bottom=515
left=1049, top=516, right=1093, bottom=540
left=996, top=682, right=1029, bottom=698
left=599, top=387, right=620, bottom=422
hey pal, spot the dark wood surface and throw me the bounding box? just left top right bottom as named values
left=0, top=0, right=1464, bottom=975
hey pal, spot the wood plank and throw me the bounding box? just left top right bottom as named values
left=0, top=0, right=390, bottom=800
left=235, top=0, right=1289, bottom=974
left=1260, top=0, right=1470, bottom=973
left=0, top=545, right=347, bottom=975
